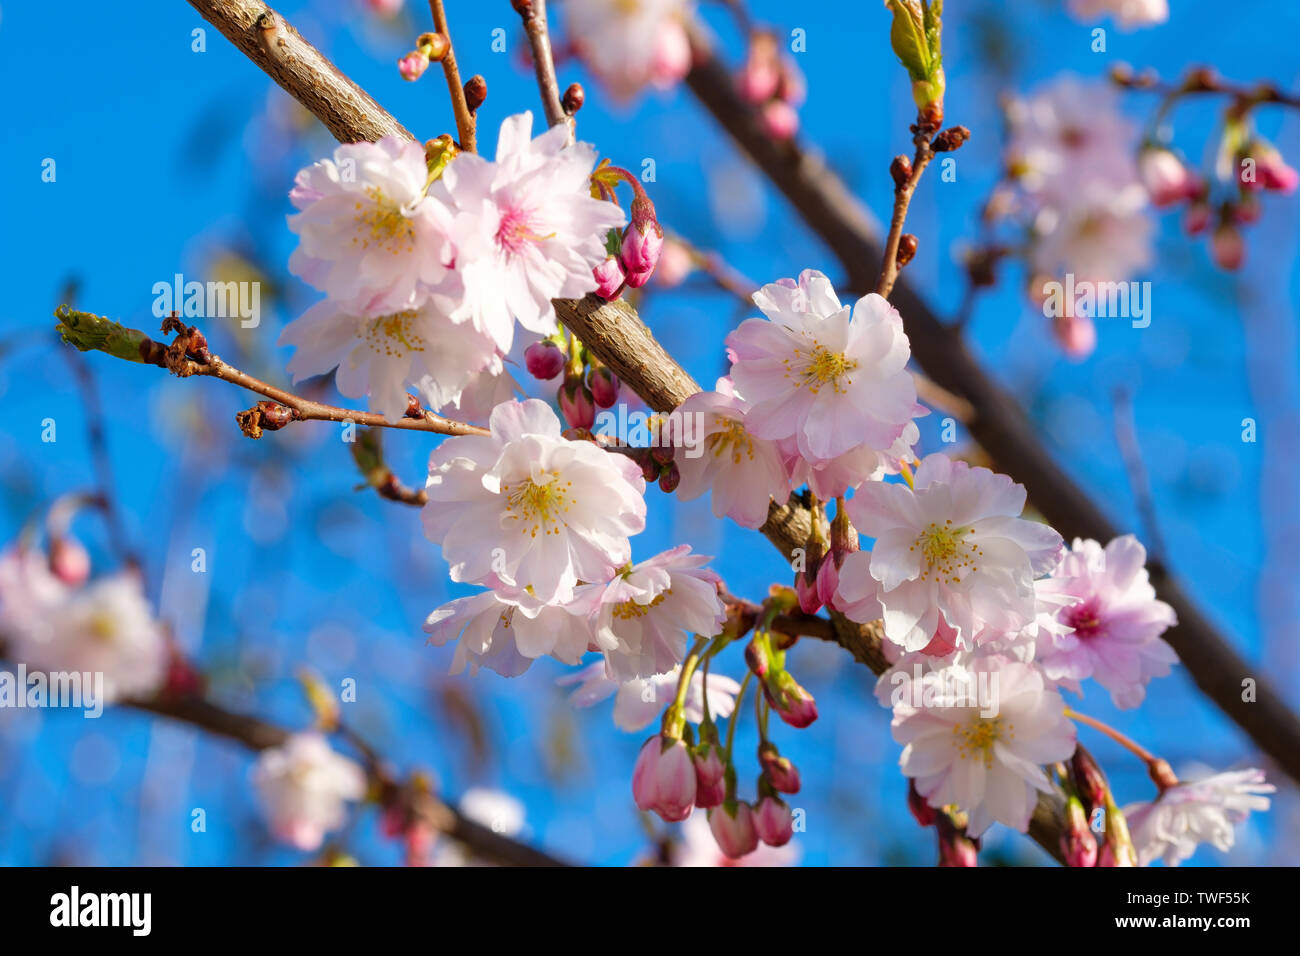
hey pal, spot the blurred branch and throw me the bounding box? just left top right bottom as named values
left=127, top=691, right=571, bottom=866
left=682, top=27, right=1300, bottom=786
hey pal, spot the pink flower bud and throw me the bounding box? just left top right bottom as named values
left=48, top=536, right=90, bottom=587
left=760, top=100, right=800, bottom=141
left=1052, top=312, right=1096, bottom=360
left=558, top=378, right=596, bottom=430
left=1232, top=193, right=1261, bottom=225
left=763, top=670, right=818, bottom=728
left=1211, top=222, right=1245, bottom=271
left=632, top=735, right=697, bottom=822
left=692, top=744, right=726, bottom=809
left=587, top=366, right=620, bottom=409
left=744, top=635, right=770, bottom=678
left=367, top=0, right=404, bottom=17
left=1062, top=796, right=1098, bottom=867
left=753, top=796, right=794, bottom=847
left=709, top=801, right=759, bottom=859
left=815, top=554, right=840, bottom=612
left=398, top=51, right=429, bottom=82
left=592, top=255, right=625, bottom=300
left=794, top=567, right=822, bottom=615
left=621, top=221, right=664, bottom=288
left=1138, top=147, right=1199, bottom=207
left=524, top=340, right=565, bottom=381
left=759, top=743, right=801, bottom=794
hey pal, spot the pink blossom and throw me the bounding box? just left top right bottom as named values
left=726, top=269, right=919, bottom=462
left=432, top=112, right=626, bottom=353
left=1036, top=535, right=1177, bottom=709
left=760, top=100, right=799, bottom=141
left=287, top=136, right=455, bottom=316
left=673, top=380, right=791, bottom=529
left=423, top=399, right=646, bottom=603
left=692, top=744, right=726, bottom=809
left=398, top=51, right=429, bottom=82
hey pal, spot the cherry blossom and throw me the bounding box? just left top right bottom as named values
left=564, top=0, right=693, bottom=100
left=633, top=733, right=697, bottom=822
left=424, top=586, right=595, bottom=677
left=287, top=136, right=455, bottom=316
left=431, top=112, right=627, bottom=354
left=279, top=297, right=501, bottom=422
left=1068, top=0, right=1168, bottom=30
left=578, top=545, right=727, bottom=681
left=841, top=454, right=1063, bottom=651
left=890, top=656, right=1076, bottom=837
left=672, top=379, right=790, bottom=529
left=556, top=660, right=742, bottom=731
left=422, top=399, right=646, bottom=603
left=1124, top=768, right=1274, bottom=866
left=726, top=269, right=919, bottom=461
left=250, top=732, right=367, bottom=851
left=2, top=563, right=168, bottom=704
left=1035, top=535, right=1177, bottom=709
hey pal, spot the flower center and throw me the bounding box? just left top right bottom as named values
left=353, top=187, right=416, bottom=253
left=504, top=471, right=572, bottom=537
left=1063, top=599, right=1104, bottom=639
left=706, top=418, right=755, bottom=465
left=910, top=519, right=981, bottom=583
left=87, top=612, right=118, bottom=643
left=496, top=206, right=554, bottom=256
left=954, top=716, right=1012, bottom=768
left=785, top=337, right=859, bottom=395
left=611, top=590, right=670, bottom=620
left=362, top=310, right=425, bottom=355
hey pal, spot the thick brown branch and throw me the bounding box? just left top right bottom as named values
left=128, top=691, right=569, bottom=866
left=187, top=0, right=414, bottom=143
left=683, top=30, right=1300, bottom=786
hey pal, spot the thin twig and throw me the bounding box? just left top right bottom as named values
left=514, top=0, right=570, bottom=134
left=429, top=0, right=476, bottom=152
left=877, top=133, right=934, bottom=299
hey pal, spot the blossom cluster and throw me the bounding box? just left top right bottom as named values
left=279, top=112, right=626, bottom=423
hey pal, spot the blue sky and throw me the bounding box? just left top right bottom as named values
left=0, top=0, right=1297, bottom=865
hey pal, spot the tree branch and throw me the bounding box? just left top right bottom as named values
left=187, top=0, right=414, bottom=143
left=127, top=691, right=571, bottom=866
left=428, top=0, right=476, bottom=152
left=682, top=29, right=1300, bottom=786
left=513, top=0, right=570, bottom=133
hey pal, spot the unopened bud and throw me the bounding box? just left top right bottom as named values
left=524, top=340, right=565, bottom=381
left=416, top=32, right=450, bottom=62
left=1061, top=795, right=1098, bottom=867
left=562, top=83, right=585, bottom=116
left=889, top=154, right=912, bottom=187
left=657, top=461, right=680, bottom=493
left=464, top=74, right=487, bottom=114
left=896, top=233, right=918, bottom=268
left=907, top=779, right=936, bottom=828
left=930, top=125, right=971, bottom=152
left=398, top=51, right=429, bottom=82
